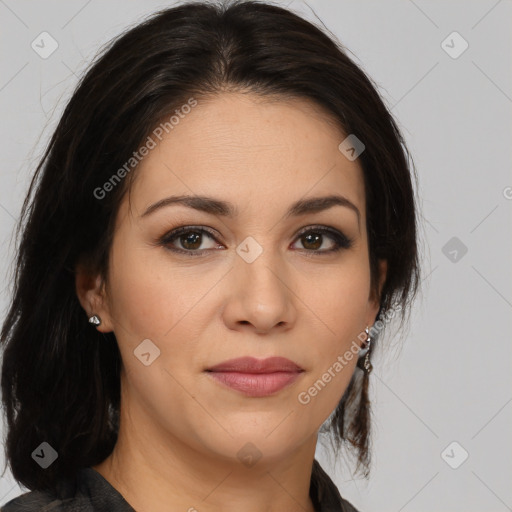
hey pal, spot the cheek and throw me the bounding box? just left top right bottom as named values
left=108, top=238, right=209, bottom=341
left=299, top=262, right=369, bottom=389
left=301, top=261, right=371, bottom=334
left=107, top=247, right=207, bottom=413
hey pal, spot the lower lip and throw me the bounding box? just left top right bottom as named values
left=206, top=371, right=303, bottom=397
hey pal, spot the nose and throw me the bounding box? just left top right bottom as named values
left=221, top=246, right=297, bottom=335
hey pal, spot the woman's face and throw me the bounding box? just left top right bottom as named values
left=83, top=92, right=386, bottom=468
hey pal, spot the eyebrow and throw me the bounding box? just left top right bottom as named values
left=141, top=193, right=361, bottom=229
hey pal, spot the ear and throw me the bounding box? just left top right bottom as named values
left=75, top=263, right=114, bottom=333
left=367, top=259, right=387, bottom=327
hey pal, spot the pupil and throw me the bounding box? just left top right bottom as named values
left=303, top=233, right=321, bottom=250
left=182, top=232, right=201, bottom=250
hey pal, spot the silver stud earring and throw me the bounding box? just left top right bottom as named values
left=88, top=315, right=101, bottom=326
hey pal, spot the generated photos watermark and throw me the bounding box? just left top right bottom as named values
left=297, top=304, right=401, bottom=405
left=93, top=97, right=198, bottom=200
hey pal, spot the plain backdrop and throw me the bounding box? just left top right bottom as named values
left=0, top=1, right=511, bottom=511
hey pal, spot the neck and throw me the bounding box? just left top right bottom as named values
left=92, top=404, right=319, bottom=512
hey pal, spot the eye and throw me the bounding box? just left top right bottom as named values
left=290, top=226, right=353, bottom=255
left=158, top=224, right=354, bottom=257
left=159, top=226, right=221, bottom=255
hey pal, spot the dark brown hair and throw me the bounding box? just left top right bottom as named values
left=1, top=0, right=420, bottom=492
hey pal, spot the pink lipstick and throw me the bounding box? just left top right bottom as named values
left=205, top=356, right=304, bottom=397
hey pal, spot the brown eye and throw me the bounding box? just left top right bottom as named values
left=300, top=232, right=325, bottom=251
left=159, top=225, right=353, bottom=257
left=292, top=226, right=353, bottom=254
left=178, top=231, right=203, bottom=250
left=160, top=226, right=221, bottom=255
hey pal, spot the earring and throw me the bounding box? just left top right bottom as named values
left=88, top=315, right=101, bottom=326
left=358, top=326, right=373, bottom=374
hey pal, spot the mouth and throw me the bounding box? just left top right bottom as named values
left=204, top=356, right=305, bottom=397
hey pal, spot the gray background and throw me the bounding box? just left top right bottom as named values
left=0, top=1, right=511, bottom=511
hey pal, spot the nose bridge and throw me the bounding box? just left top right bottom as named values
left=235, top=233, right=285, bottom=294
left=227, top=234, right=294, bottom=331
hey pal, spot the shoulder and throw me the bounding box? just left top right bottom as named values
left=311, top=458, right=363, bottom=512
left=326, top=491, right=362, bottom=512
left=1, top=471, right=88, bottom=512
left=1, top=468, right=134, bottom=512
left=339, top=496, right=361, bottom=512
left=1, top=491, right=79, bottom=511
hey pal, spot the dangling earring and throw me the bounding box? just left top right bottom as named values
left=88, top=315, right=101, bottom=326
left=363, top=326, right=373, bottom=373
left=357, top=326, right=373, bottom=374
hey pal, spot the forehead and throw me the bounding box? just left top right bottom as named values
left=127, top=92, right=366, bottom=221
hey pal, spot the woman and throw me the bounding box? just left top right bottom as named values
left=0, top=0, right=420, bottom=510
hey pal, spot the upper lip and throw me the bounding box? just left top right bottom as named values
left=205, top=356, right=304, bottom=374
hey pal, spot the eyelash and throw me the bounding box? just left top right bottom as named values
left=158, top=225, right=354, bottom=257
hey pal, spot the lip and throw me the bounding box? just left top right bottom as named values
left=205, top=356, right=304, bottom=373
left=204, top=357, right=304, bottom=397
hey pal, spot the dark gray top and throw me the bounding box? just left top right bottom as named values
left=2, top=458, right=360, bottom=511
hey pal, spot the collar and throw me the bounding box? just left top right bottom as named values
left=73, top=458, right=354, bottom=512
